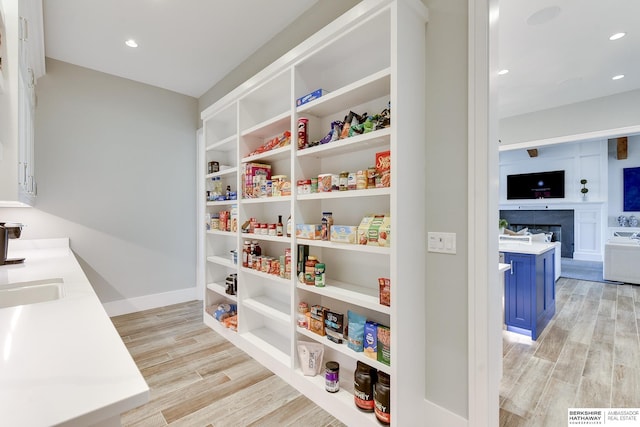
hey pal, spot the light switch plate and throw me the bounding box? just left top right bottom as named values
left=427, top=232, right=457, bottom=254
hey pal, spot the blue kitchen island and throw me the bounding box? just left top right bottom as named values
left=500, top=242, right=556, bottom=340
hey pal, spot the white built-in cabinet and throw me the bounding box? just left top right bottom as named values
left=0, top=0, right=44, bottom=205
left=200, top=1, right=427, bottom=425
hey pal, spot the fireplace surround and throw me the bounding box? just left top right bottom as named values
left=499, top=209, right=575, bottom=258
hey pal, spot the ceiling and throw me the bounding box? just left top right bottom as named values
left=498, top=0, right=640, bottom=118
left=42, top=0, right=318, bottom=98
left=42, top=1, right=640, bottom=117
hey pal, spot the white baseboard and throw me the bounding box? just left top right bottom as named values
left=103, top=287, right=201, bottom=317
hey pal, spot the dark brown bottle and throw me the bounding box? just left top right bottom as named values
left=374, top=371, right=390, bottom=425
left=354, top=361, right=376, bottom=412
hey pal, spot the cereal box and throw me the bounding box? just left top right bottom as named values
left=363, top=321, right=378, bottom=360
left=376, top=150, right=391, bottom=188
left=378, top=277, right=391, bottom=307
left=357, top=214, right=391, bottom=247
left=243, top=163, right=271, bottom=198
left=377, top=324, right=390, bottom=366
left=330, top=225, right=358, bottom=244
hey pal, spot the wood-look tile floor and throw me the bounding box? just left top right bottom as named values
left=501, top=278, right=640, bottom=427
left=111, top=301, right=345, bottom=427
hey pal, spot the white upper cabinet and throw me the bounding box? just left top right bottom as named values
left=0, top=0, right=44, bottom=206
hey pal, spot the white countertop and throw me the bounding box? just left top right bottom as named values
left=499, top=241, right=556, bottom=256
left=0, top=239, right=149, bottom=427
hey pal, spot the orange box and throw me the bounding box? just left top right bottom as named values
left=375, top=150, right=391, bottom=187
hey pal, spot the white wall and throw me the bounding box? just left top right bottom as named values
left=607, top=134, right=640, bottom=226
left=424, top=0, right=469, bottom=418
left=500, top=89, right=640, bottom=146
left=0, top=0, right=19, bottom=201
left=499, top=140, right=607, bottom=203
left=0, top=58, right=198, bottom=305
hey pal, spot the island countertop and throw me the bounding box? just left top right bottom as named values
left=499, top=241, right=556, bottom=256
left=0, top=238, right=149, bottom=427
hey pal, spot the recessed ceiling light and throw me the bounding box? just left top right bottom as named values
left=498, top=69, right=509, bottom=75
left=612, top=74, right=625, bottom=80
left=609, top=32, right=626, bottom=41
left=125, top=39, right=138, bottom=48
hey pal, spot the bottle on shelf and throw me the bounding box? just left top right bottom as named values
left=286, top=215, right=292, bottom=237
left=277, top=215, right=284, bottom=237
left=242, top=241, right=250, bottom=268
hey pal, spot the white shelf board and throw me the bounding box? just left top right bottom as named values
left=205, top=166, right=238, bottom=179
left=296, top=239, right=390, bottom=255
left=297, top=187, right=390, bottom=201
left=206, top=229, right=236, bottom=237
left=241, top=144, right=291, bottom=163
left=241, top=267, right=291, bottom=286
left=203, top=312, right=239, bottom=341
left=297, top=68, right=391, bottom=117
left=205, top=200, right=238, bottom=207
left=206, top=134, right=236, bottom=152
left=241, top=328, right=291, bottom=365
left=206, top=255, right=236, bottom=268
left=296, top=127, right=391, bottom=158
left=296, top=280, right=390, bottom=315
left=241, top=195, right=291, bottom=204
left=240, top=233, right=291, bottom=244
left=296, top=327, right=391, bottom=375
left=243, top=295, right=291, bottom=323
left=206, top=282, right=237, bottom=302
left=240, top=111, right=291, bottom=138
left=291, top=369, right=381, bottom=427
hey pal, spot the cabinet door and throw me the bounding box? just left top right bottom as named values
left=504, top=252, right=533, bottom=330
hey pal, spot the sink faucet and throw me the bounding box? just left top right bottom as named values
left=0, top=222, right=25, bottom=265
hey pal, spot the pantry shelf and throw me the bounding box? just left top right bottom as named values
left=296, top=281, right=390, bottom=315
left=206, top=134, right=237, bottom=152
left=241, top=328, right=291, bottom=365
left=292, top=369, right=381, bottom=427
left=205, top=200, right=238, bottom=207
left=241, top=267, right=291, bottom=286
left=243, top=295, right=291, bottom=323
left=205, top=166, right=238, bottom=179
left=206, top=255, right=236, bottom=268
left=241, top=144, right=291, bottom=164
left=296, top=127, right=391, bottom=159
left=206, top=229, right=236, bottom=237
left=240, top=111, right=291, bottom=139
left=297, top=187, right=390, bottom=201
left=241, top=234, right=291, bottom=244
left=241, top=195, right=291, bottom=204
left=297, top=327, right=391, bottom=375
left=296, top=239, right=390, bottom=255
left=297, top=68, right=391, bottom=118
left=204, top=312, right=238, bottom=339
left=206, top=282, right=237, bottom=302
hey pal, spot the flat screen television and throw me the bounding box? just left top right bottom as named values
left=506, top=170, right=565, bottom=200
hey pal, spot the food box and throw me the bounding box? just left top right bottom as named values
left=243, top=162, right=271, bottom=198
left=363, top=321, right=378, bottom=360
left=324, top=311, right=344, bottom=344
left=357, top=214, right=391, bottom=247
left=296, top=224, right=322, bottom=240
left=330, top=225, right=358, bottom=244
left=375, top=150, right=391, bottom=188
left=377, top=324, right=391, bottom=366
left=309, top=305, right=330, bottom=336
left=296, top=89, right=329, bottom=107
left=378, top=277, right=391, bottom=306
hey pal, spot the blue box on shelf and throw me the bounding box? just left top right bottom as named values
left=297, top=89, right=328, bottom=107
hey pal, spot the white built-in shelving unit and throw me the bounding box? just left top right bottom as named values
left=200, top=1, right=427, bottom=425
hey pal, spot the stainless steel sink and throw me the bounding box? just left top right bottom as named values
left=0, top=278, right=64, bottom=309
